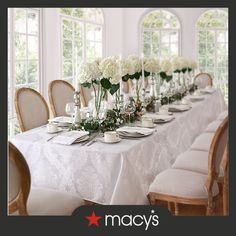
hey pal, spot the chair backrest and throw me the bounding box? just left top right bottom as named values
left=48, top=80, right=76, bottom=117
left=8, top=142, right=31, bottom=215
left=15, top=88, right=49, bottom=132
left=80, top=86, right=93, bottom=107
left=194, top=73, right=213, bottom=89
left=206, top=117, right=228, bottom=194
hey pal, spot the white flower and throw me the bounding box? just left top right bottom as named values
left=78, top=62, right=101, bottom=84
left=110, top=74, right=121, bottom=85
left=118, top=59, right=134, bottom=76
left=166, top=70, right=173, bottom=76
left=188, top=59, right=198, bottom=69
left=171, top=57, right=182, bottom=71
left=160, top=59, right=172, bottom=73
left=144, top=58, right=160, bottom=73
left=99, top=57, right=119, bottom=79
left=178, top=57, right=189, bottom=69
left=127, top=54, right=142, bottom=73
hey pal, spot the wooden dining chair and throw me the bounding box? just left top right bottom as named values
left=48, top=80, right=86, bottom=117
left=148, top=117, right=228, bottom=216
left=8, top=142, right=84, bottom=216
left=172, top=118, right=228, bottom=215
left=194, top=72, right=213, bottom=89
left=15, top=88, right=50, bottom=132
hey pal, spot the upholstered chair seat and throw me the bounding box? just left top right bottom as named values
left=217, top=110, right=228, bottom=121
left=205, top=120, right=223, bottom=133
left=149, top=169, right=219, bottom=199
left=190, top=133, right=215, bottom=152
left=26, top=188, right=83, bottom=215
left=148, top=117, right=228, bottom=215
left=9, top=142, right=84, bottom=216
left=172, top=150, right=208, bottom=174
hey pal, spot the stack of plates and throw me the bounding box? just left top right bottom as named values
left=199, top=88, right=216, bottom=94
left=48, top=116, right=73, bottom=127
left=168, top=104, right=191, bottom=112
left=187, top=95, right=205, bottom=102
left=116, top=126, right=154, bottom=138
left=142, top=113, right=175, bottom=123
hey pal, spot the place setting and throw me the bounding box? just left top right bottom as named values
left=186, top=90, right=205, bottom=102
left=116, top=126, right=154, bottom=139
left=199, top=86, right=216, bottom=94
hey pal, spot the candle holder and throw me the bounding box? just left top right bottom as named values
left=73, top=91, right=82, bottom=125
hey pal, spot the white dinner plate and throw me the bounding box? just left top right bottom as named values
left=47, top=127, right=63, bottom=134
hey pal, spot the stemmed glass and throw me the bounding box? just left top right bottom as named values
left=65, top=103, right=75, bottom=119
left=124, top=97, right=136, bottom=124
left=98, top=101, right=107, bottom=136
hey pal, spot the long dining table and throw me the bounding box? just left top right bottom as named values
left=10, top=89, right=227, bottom=205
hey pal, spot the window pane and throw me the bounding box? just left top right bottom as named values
left=15, top=61, right=27, bottom=85
left=95, top=26, right=102, bottom=41
left=86, top=41, right=95, bottom=61
left=63, top=40, right=72, bottom=59
left=63, top=61, right=73, bottom=77
left=73, top=8, right=84, bottom=18
left=94, top=42, right=102, bottom=58
left=28, top=60, right=38, bottom=84
left=28, top=35, right=38, bottom=60
left=60, top=8, right=73, bottom=16
left=63, top=19, right=73, bottom=39
left=86, top=24, right=95, bottom=41
left=161, top=31, right=169, bottom=43
left=15, top=34, right=26, bottom=60
left=217, top=31, right=226, bottom=43
left=14, top=9, right=26, bottom=33
left=170, top=31, right=178, bottom=42
left=27, top=10, right=38, bottom=35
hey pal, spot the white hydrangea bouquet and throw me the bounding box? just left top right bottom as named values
left=78, top=57, right=121, bottom=118
left=160, top=59, right=173, bottom=82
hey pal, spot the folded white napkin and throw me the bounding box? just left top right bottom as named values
left=52, top=131, right=89, bottom=145
left=168, top=104, right=191, bottom=111
left=116, top=126, right=153, bottom=135
left=200, top=88, right=216, bottom=94
left=48, top=116, right=73, bottom=124
left=142, top=113, right=172, bottom=120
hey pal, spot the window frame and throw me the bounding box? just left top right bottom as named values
left=196, top=9, right=228, bottom=100
left=139, top=9, right=182, bottom=59
left=59, top=8, right=105, bottom=86
left=8, top=8, right=43, bottom=136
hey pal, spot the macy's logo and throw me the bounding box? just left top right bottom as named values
left=85, top=210, right=159, bottom=231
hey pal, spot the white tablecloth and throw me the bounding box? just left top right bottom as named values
left=10, top=90, right=227, bottom=205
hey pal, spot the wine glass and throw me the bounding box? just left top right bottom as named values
left=65, top=103, right=75, bottom=119
left=97, top=103, right=107, bottom=136
left=124, top=97, right=136, bottom=124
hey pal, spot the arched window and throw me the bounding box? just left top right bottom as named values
left=197, top=9, right=228, bottom=100
left=141, top=9, right=180, bottom=59
left=60, top=8, right=104, bottom=85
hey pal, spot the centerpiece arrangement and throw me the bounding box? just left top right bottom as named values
left=71, top=54, right=198, bottom=132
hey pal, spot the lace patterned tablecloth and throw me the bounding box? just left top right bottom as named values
left=10, top=90, right=227, bottom=205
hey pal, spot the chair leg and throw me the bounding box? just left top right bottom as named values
left=167, top=202, right=172, bottom=214
left=206, top=202, right=215, bottom=216
left=174, top=202, right=179, bottom=216
left=148, top=193, right=156, bottom=205
left=223, top=176, right=229, bottom=216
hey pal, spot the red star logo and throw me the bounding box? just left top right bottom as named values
left=85, top=211, right=102, bottom=227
